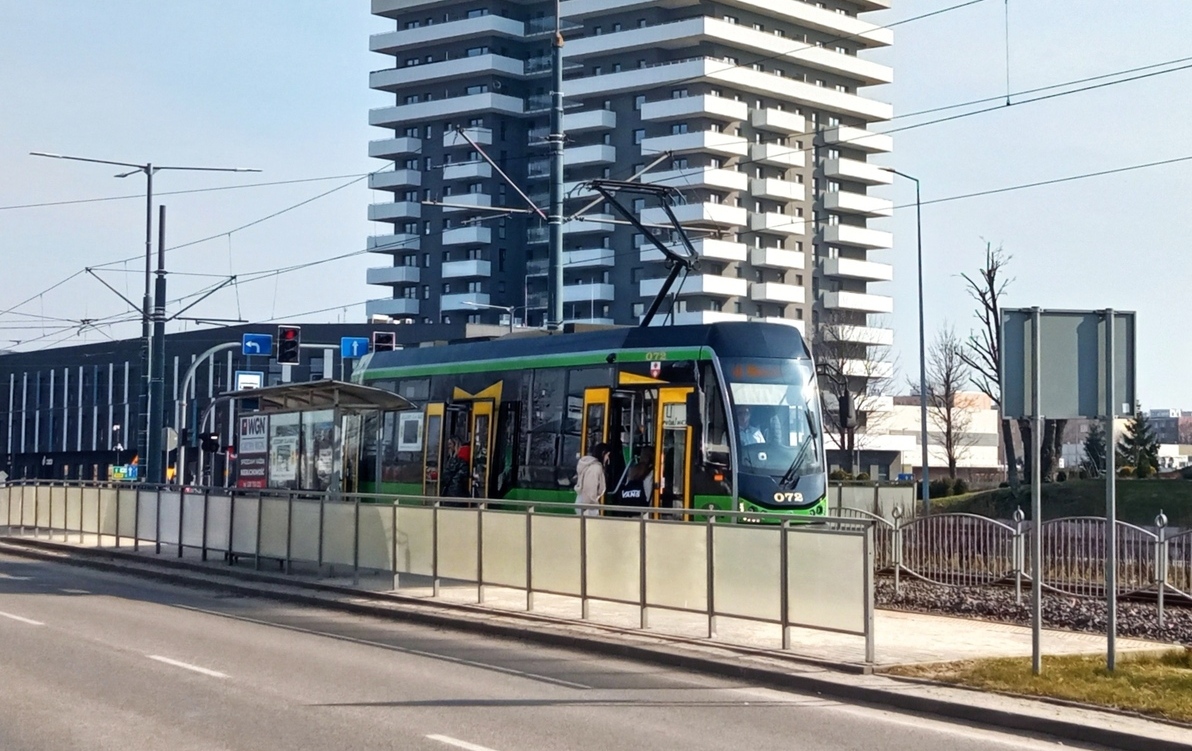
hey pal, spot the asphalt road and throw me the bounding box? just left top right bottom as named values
left=0, top=552, right=1103, bottom=751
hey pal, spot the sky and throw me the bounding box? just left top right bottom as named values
left=1, top=1, right=1190, bottom=409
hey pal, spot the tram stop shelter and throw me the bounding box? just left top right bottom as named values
left=224, top=379, right=414, bottom=496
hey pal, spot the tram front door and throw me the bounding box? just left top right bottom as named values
left=655, top=387, right=693, bottom=511
left=420, top=400, right=497, bottom=498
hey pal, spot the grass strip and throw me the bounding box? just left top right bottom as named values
left=888, top=649, right=1192, bottom=724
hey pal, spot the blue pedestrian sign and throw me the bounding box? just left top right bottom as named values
left=341, top=336, right=370, bottom=359
left=242, top=333, right=273, bottom=357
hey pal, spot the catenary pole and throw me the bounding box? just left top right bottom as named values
left=547, top=0, right=565, bottom=328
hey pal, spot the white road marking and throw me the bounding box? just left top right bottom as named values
left=427, top=734, right=502, bottom=751
left=0, top=573, right=31, bottom=580
left=60, top=588, right=90, bottom=594
left=0, top=610, right=43, bottom=626
left=829, top=704, right=1068, bottom=749
left=147, top=655, right=228, bottom=679
left=172, top=603, right=590, bottom=690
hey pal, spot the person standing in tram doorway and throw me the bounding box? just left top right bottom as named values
left=575, top=442, right=611, bottom=516
left=441, top=437, right=471, bottom=504
left=614, top=453, right=653, bottom=516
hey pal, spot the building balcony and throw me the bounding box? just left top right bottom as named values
left=822, top=191, right=893, bottom=217
left=368, top=170, right=422, bottom=191
left=441, top=193, right=492, bottom=213
left=442, top=292, right=490, bottom=311
left=370, top=13, right=523, bottom=52
left=821, top=257, right=893, bottom=282
left=564, top=144, right=616, bottom=166
left=640, top=275, right=747, bottom=299
left=822, top=290, right=893, bottom=314
left=646, top=310, right=748, bottom=326
left=564, top=247, right=615, bottom=268
left=639, top=131, right=749, bottom=158
left=561, top=17, right=891, bottom=84
left=368, top=202, right=421, bottom=222
left=750, top=108, right=806, bottom=134
left=442, top=260, right=492, bottom=279
left=563, top=283, right=616, bottom=303
left=750, top=177, right=805, bottom=202
left=564, top=109, right=617, bottom=132
left=366, top=266, right=421, bottom=287
left=442, top=161, right=492, bottom=182
left=749, top=211, right=806, bottom=235
left=639, top=95, right=748, bottom=123
left=820, top=325, right=895, bottom=347
left=368, top=137, right=421, bottom=159
left=365, top=297, right=420, bottom=319
left=367, top=233, right=419, bottom=255
left=443, top=127, right=493, bottom=149
left=838, top=359, right=896, bottom=380
left=371, top=56, right=522, bottom=91
left=641, top=202, right=748, bottom=230
left=822, top=125, right=893, bottom=154
left=824, top=157, right=893, bottom=186
left=823, top=224, right=893, bottom=249
left=750, top=246, right=805, bottom=270
left=646, top=167, right=748, bottom=192
left=751, top=282, right=805, bottom=305
left=441, top=226, right=491, bottom=246
left=749, top=142, right=805, bottom=168
left=369, top=93, right=524, bottom=127
left=641, top=237, right=747, bottom=264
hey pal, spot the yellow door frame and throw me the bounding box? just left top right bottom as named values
left=580, top=387, right=611, bottom=458
left=423, top=403, right=446, bottom=496
left=469, top=399, right=496, bottom=498
left=654, top=386, right=694, bottom=510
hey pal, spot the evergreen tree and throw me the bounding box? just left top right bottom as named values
left=1082, top=422, right=1106, bottom=476
left=1116, top=410, right=1160, bottom=478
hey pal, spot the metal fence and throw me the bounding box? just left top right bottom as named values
left=0, top=481, right=875, bottom=662
left=863, top=506, right=1192, bottom=623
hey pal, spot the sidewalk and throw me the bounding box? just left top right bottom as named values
left=3, top=532, right=1189, bottom=751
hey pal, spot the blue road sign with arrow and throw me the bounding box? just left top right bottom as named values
left=341, top=336, right=370, bottom=359
left=242, top=333, right=273, bottom=357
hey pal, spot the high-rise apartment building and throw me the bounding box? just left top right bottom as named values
left=366, top=0, right=894, bottom=345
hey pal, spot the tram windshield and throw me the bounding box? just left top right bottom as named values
left=722, top=357, right=823, bottom=481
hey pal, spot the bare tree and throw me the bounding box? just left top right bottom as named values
left=812, top=310, right=894, bottom=473
left=959, top=243, right=1019, bottom=488
left=925, top=325, right=979, bottom=478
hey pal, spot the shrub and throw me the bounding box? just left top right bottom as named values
left=1118, top=465, right=1135, bottom=478
left=855, top=471, right=871, bottom=481
left=929, top=477, right=954, bottom=498
left=1181, top=465, right=1192, bottom=480
left=998, top=481, right=1010, bottom=488
left=1056, top=471, right=1067, bottom=482
left=952, top=477, right=969, bottom=495
left=829, top=469, right=852, bottom=481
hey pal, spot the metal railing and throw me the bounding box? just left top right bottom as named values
left=862, top=506, right=1191, bottom=624
left=0, top=481, right=875, bottom=662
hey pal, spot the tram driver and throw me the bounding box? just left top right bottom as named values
left=736, top=406, right=766, bottom=446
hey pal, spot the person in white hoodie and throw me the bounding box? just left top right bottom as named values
left=574, top=442, right=611, bottom=515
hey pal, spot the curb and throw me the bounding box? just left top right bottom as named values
left=2, top=537, right=1186, bottom=751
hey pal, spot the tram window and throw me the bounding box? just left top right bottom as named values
left=701, top=364, right=729, bottom=465
left=399, top=378, right=429, bottom=401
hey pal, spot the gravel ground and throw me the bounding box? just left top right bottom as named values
left=876, top=577, right=1192, bottom=646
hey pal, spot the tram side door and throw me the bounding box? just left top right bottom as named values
left=469, top=400, right=497, bottom=499
left=422, top=403, right=446, bottom=496
left=580, top=387, right=611, bottom=458
left=654, top=387, right=694, bottom=511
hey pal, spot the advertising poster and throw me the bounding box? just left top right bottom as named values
left=398, top=411, right=423, bottom=453
left=269, top=413, right=301, bottom=488
left=236, top=414, right=269, bottom=489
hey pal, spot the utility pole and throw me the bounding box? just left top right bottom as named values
left=148, top=205, right=168, bottom=484
left=546, top=0, right=565, bottom=329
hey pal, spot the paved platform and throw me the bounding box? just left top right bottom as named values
left=16, top=531, right=1168, bottom=668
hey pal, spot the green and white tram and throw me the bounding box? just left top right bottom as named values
left=354, top=321, right=827, bottom=519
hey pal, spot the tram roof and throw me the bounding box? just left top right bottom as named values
left=226, top=379, right=415, bottom=413
left=362, top=322, right=810, bottom=372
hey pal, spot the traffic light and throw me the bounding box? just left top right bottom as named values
left=199, top=432, right=221, bottom=453
left=372, top=330, right=396, bottom=352
left=277, top=325, right=301, bottom=364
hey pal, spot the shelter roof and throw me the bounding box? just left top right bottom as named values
left=225, top=379, right=413, bottom=413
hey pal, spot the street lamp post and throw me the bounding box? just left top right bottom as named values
left=29, top=152, right=259, bottom=484
left=882, top=167, right=930, bottom=516
left=463, top=301, right=520, bottom=333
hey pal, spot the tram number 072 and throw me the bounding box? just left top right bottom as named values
left=772, top=491, right=804, bottom=503
left=643, top=351, right=668, bottom=361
